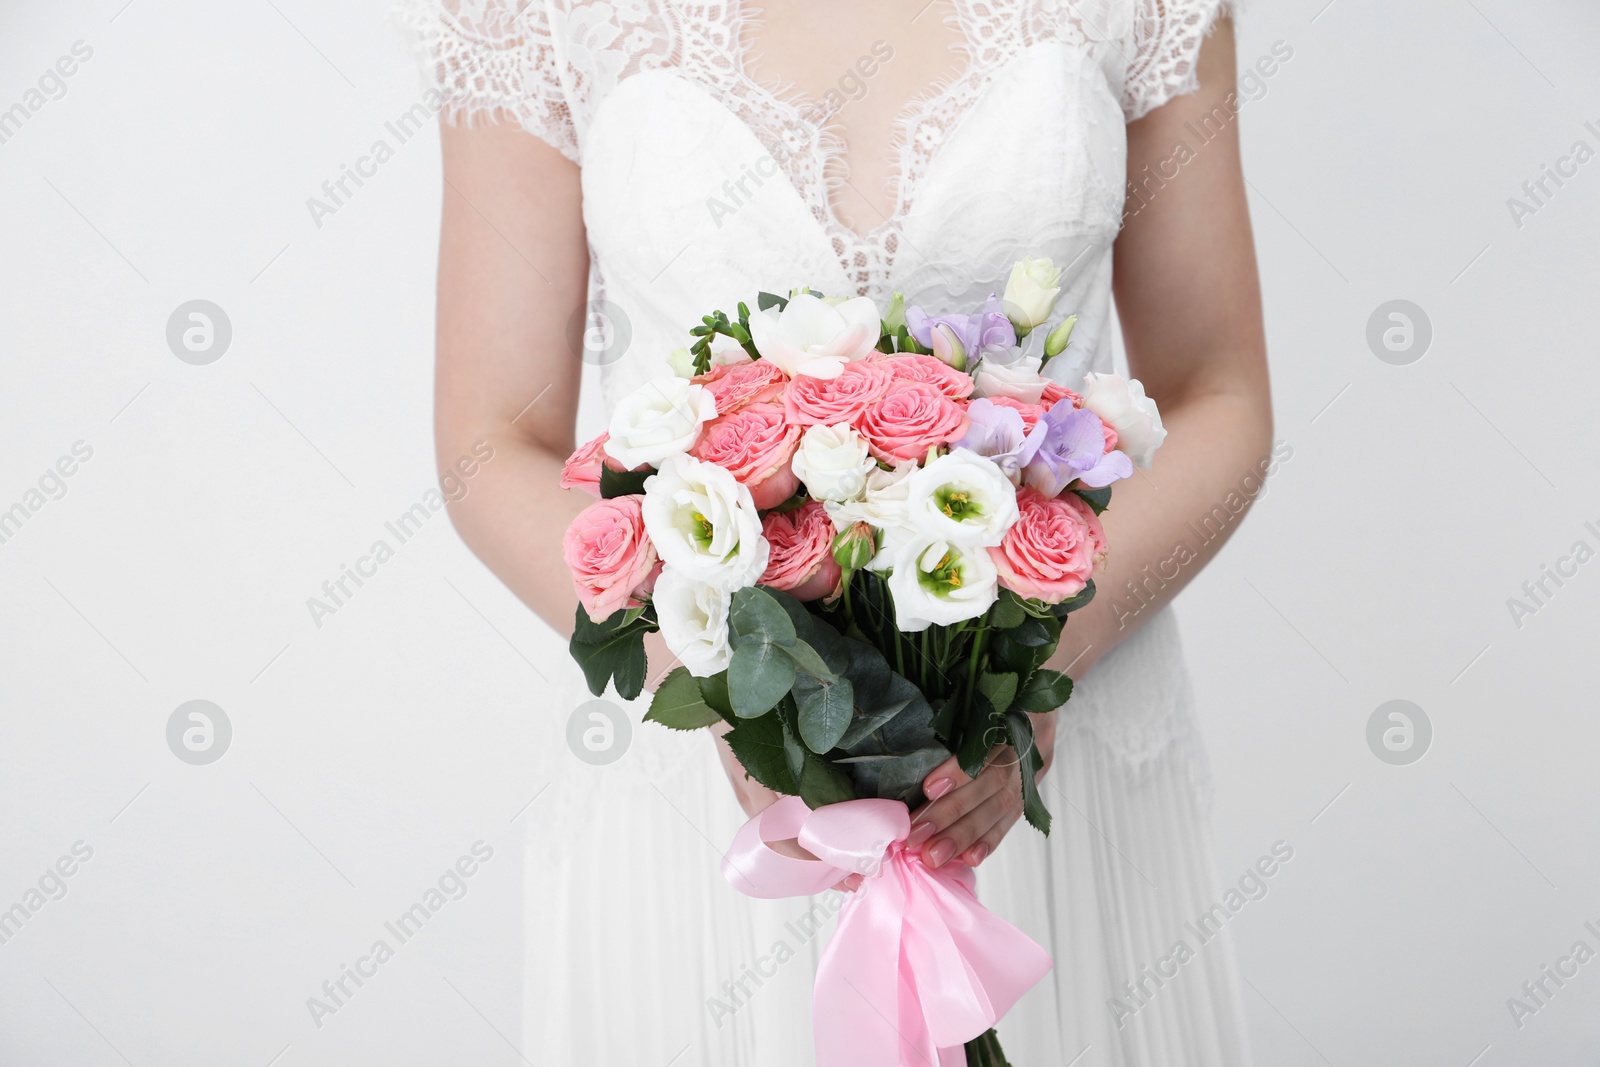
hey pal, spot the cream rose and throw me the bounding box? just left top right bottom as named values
left=1001, top=256, right=1063, bottom=334
left=1079, top=372, right=1167, bottom=468
left=604, top=376, right=718, bottom=470
left=746, top=293, right=882, bottom=379
left=790, top=423, right=877, bottom=503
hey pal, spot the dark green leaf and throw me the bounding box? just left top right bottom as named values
left=978, top=672, right=1018, bottom=717
left=569, top=605, right=654, bottom=699
left=729, top=587, right=798, bottom=649
left=757, top=291, right=788, bottom=312
left=1052, top=580, right=1096, bottom=616
left=727, top=640, right=796, bottom=718
left=956, top=695, right=1004, bottom=779
left=644, top=667, right=723, bottom=730
left=874, top=746, right=951, bottom=804
left=1073, top=486, right=1112, bottom=514
left=799, top=752, right=857, bottom=808
left=724, top=712, right=799, bottom=795
left=929, top=693, right=959, bottom=742
left=794, top=673, right=853, bottom=753
left=988, top=590, right=1027, bottom=630
left=698, top=673, right=733, bottom=719
left=784, top=639, right=837, bottom=683
left=1015, top=669, right=1074, bottom=713
left=598, top=465, right=651, bottom=499
left=1007, top=712, right=1052, bottom=834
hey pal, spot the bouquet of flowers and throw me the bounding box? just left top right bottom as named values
left=561, top=257, right=1165, bottom=1066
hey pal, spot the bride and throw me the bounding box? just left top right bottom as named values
left=400, top=0, right=1271, bottom=1062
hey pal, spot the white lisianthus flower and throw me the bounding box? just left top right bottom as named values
left=824, top=460, right=919, bottom=571
left=604, top=376, right=718, bottom=470
left=641, top=454, right=769, bottom=591
left=886, top=538, right=1000, bottom=631
left=746, top=292, right=881, bottom=379
left=1080, top=372, right=1168, bottom=468
left=904, top=449, right=1018, bottom=549
left=1002, top=256, right=1063, bottom=334
left=651, top=567, right=733, bottom=677
left=973, top=353, right=1048, bottom=404
left=791, top=423, right=877, bottom=502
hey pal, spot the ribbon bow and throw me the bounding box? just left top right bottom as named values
left=722, top=796, right=1052, bottom=1067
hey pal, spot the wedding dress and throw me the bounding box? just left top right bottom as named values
left=399, top=1, right=1252, bottom=1062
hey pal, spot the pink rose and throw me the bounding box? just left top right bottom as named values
left=1100, top=419, right=1119, bottom=454
left=560, top=433, right=610, bottom=496
left=855, top=379, right=972, bottom=464
left=877, top=353, right=975, bottom=401
left=784, top=360, right=893, bottom=427
left=689, top=402, right=802, bottom=508
left=987, top=488, right=1107, bottom=603
left=693, top=359, right=788, bottom=415
left=984, top=395, right=1046, bottom=433
left=1040, top=380, right=1081, bottom=408
left=759, top=500, right=841, bottom=602
left=562, top=495, right=661, bottom=622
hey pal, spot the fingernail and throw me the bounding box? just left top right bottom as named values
left=928, top=839, right=956, bottom=868
left=966, top=843, right=990, bottom=866
left=925, top=778, right=954, bottom=800
left=906, top=821, right=937, bottom=847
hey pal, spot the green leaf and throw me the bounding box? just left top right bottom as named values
left=929, top=693, right=959, bottom=743
left=956, top=695, right=1004, bottom=779
left=569, top=605, right=654, bottom=700
left=794, top=672, right=853, bottom=753
left=1015, top=669, right=1074, bottom=713
left=799, top=752, right=857, bottom=808
left=1052, top=580, right=1096, bottom=617
left=698, top=673, right=733, bottom=719
left=598, top=465, right=651, bottom=499
left=729, top=587, right=798, bottom=649
left=978, top=672, right=1019, bottom=717
left=1007, top=712, right=1052, bottom=835
left=727, top=640, right=796, bottom=718
left=1073, top=486, right=1112, bottom=514
left=724, top=712, right=799, bottom=795
left=784, top=639, right=837, bottom=683
left=988, top=590, right=1027, bottom=630
left=644, top=667, right=723, bottom=731
left=757, top=291, right=788, bottom=312
left=874, top=746, right=951, bottom=804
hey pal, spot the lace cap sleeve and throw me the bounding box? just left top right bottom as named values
left=395, top=0, right=579, bottom=162
left=1122, top=0, right=1233, bottom=122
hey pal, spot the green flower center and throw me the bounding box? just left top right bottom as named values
left=690, top=511, right=715, bottom=550
left=936, top=485, right=982, bottom=525
left=918, top=549, right=966, bottom=596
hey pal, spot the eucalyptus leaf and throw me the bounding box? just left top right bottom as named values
left=727, top=640, right=796, bottom=718
left=794, top=673, right=853, bottom=753
left=729, top=587, right=797, bottom=649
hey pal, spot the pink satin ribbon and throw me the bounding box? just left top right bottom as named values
left=722, top=795, right=1053, bottom=1067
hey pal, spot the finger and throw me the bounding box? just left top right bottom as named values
left=924, top=787, right=1015, bottom=868
left=907, top=767, right=1001, bottom=851
left=958, top=806, right=1022, bottom=867
left=912, top=755, right=972, bottom=819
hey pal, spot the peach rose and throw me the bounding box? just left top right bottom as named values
left=784, top=360, right=893, bottom=427
left=1040, top=380, right=1081, bottom=408
left=562, top=495, right=661, bottom=622
left=559, top=433, right=610, bottom=496
left=856, top=379, right=972, bottom=464
left=877, top=352, right=975, bottom=400
left=693, top=358, right=789, bottom=415
left=987, top=487, right=1107, bottom=603
left=984, top=395, right=1047, bottom=433
left=759, top=500, right=842, bottom=602
left=689, top=402, right=802, bottom=508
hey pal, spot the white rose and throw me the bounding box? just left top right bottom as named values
left=824, top=460, right=919, bottom=571
left=651, top=567, right=733, bottom=677
left=1080, top=372, right=1167, bottom=467
left=973, top=354, right=1047, bottom=404
left=746, top=293, right=881, bottom=379
left=1002, top=256, right=1063, bottom=333
left=886, top=538, right=999, bottom=631
left=904, top=449, right=1019, bottom=549
left=604, top=376, right=717, bottom=470
left=641, top=454, right=769, bottom=591
left=791, top=423, right=877, bottom=502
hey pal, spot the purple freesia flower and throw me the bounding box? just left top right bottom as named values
left=955, top=398, right=1046, bottom=481
left=905, top=294, right=1016, bottom=361
left=1024, top=402, right=1133, bottom=496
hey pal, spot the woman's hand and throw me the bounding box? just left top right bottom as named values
left=909, top=711, right=1057, bottom=868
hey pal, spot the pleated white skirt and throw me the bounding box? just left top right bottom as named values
left=521, top=606, right=1251, bottom=1065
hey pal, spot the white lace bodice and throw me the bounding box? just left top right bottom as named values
left=397, top=0, right=1230, bottom=774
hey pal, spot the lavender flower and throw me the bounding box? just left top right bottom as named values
left=1023, top=403, right=1133, bottom=496
left=954, top=398, right=1046, bottom=482
left=905, top=294, right=1016, bottom=363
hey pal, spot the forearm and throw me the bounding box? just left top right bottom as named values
left=1050, top=381, right=1273, bottom=677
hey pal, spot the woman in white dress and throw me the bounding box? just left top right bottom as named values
left=400, top=0, right=1271, bottom=1062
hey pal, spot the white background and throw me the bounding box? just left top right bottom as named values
left=2, top=0, right=1598, bottom=1064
